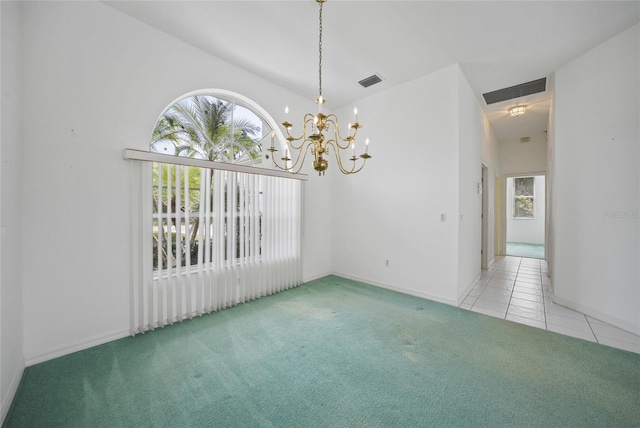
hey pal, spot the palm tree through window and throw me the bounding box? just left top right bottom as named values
left=151, top=94, right=269, bottom=165
left=149, top=94, right=274, bottom=272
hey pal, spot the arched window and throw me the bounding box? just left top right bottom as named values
left=126, top=90, right=303, bottom=335
left=150, top=90, right=281, bottom=166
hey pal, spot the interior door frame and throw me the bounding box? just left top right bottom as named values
left=481, top=164, right=489, bottom=269
left=499, top=172, right=548, bottom=259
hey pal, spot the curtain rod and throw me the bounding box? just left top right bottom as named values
left=123, top=149, right=308, bottom=181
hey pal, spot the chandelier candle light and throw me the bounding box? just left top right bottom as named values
left=268, top=0, right=371, bottom=176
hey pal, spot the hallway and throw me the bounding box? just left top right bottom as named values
left=461, top=256, right=640, bottom=354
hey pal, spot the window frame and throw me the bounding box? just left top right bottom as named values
left=150, top=88, right=289, bottom=164
left=512, top=176, right=536, bottom=220
left=146, top=89, right=296, bottom=277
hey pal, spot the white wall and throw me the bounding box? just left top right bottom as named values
left=498, top=134, right=547, bottom=176
left=481, top=115, right=500, bottom=268
left=546, top=75, right=556, bottom=285
left=1, top=1, right=25, bottom=420
left=331, top=66, right=460, bottom=305
left=330, top=64, right=494, bottom=305
left=506, top=175, right=546, bottom=245
left=456, top=67, right=485, bottom=297
left=553, top=23, right=639, bottom=334
left=18, top=1, right=332, bottom=365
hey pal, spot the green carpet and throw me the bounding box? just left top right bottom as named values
left=506, top=242, right=545, bottom=259
left=5, top=276, right=639, bottom=427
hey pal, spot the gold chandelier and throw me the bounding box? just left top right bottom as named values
left=268, top=0, right=371, bottom=176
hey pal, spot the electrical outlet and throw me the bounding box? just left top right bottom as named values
left=385, top=259, right=390, bottom=267
left=440, top=213, right=446, bottom=222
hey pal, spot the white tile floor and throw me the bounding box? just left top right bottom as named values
left=460, top=256, right=640, bottom=354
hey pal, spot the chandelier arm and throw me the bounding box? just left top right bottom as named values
left=268, top=146, right=290, bottom=172
left=327, top=114, right=361, bottom=141
left=283, top=114, right=318, bottom=149
left=325, top=137, right=350, bottom=154
left=334, top=124, right=356, bottom=145
left=326, top=140, right=365, bottom=174
left=288, top=140, right=315, bottom=172
left=270, top=141, right=314, bottom=175
left=342, top=161, right=368, bottom=175
left=282, top=133, right=308, bottom=150
left=329, top=135, right=353, bottom=151
left=324, top=115, right=359, bottom=149
left=323, top=141, right=346, bottom=173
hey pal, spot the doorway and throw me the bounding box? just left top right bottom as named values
left=505, top=174, right=546, bottom=259
left=481, top=164, right=489, bottom=269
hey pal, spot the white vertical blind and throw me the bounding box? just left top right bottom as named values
left=129, top=157, right=304, bottom=335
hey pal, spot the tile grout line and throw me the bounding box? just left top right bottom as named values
left=474, top=258, right=505, bottom=314
left=539, top=260, right=548, bottom=330
left=467, top=262, right=498, bottom=309
left=503, top=257, right=522, bottom=320
left=467, top=257, right=638, bottom=354
left=469, top=256, right=505, bottom=310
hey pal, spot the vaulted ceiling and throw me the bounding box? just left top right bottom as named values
left=104, top=1, right=639, bottom=142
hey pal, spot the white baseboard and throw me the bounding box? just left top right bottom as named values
left=21, top=274, right=329, bottom=367
left=457, top=273, right=481, bottom=306
left=302, top=271, right=333, bottom=283
left=551, top=294, right=640, bottom=337
left=24, top=329, right=130, bottom=367
left=331, top=272, right=458, bottom=307
left=1, top=357, right=25, bottom=425
left=487, top=258, right=495, bottom=270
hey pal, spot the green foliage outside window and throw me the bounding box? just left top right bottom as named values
left=514, top=177, right=535, bottom=218
left=150, top=94, right=266, bottom=271
left=150, top=94, right=265, bottom=164
left=515, top=194, right=534, bottom=218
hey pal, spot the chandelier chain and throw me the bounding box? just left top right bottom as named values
left=318, top=0, right=323, bottom=97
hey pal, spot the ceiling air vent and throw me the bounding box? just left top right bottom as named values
left=483, top=78, right=546, bottom=105
left=358, top=74, right=383, bottom=88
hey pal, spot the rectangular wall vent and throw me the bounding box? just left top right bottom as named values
left=358, top=74, right=383, bottom=88
left=520, top=137, right=531, bottom=144
left=483, top=78, right=546, bottom=105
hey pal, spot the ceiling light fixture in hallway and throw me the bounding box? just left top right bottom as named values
left=509, top=105, right=527, bottom=117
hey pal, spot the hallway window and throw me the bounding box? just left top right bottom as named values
left=513, top=176, right=535, bottom=218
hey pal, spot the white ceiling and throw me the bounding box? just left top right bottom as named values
left=104, top=0, right=639, bottom=142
